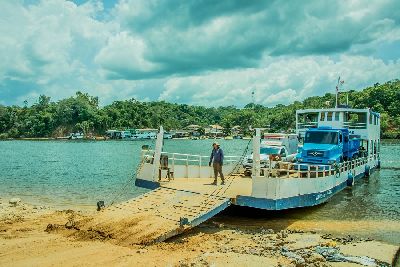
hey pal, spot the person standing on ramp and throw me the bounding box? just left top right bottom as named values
left=209, top=142, right=225, bottom=185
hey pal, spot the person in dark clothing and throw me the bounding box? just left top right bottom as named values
left=209, top=142, right=225, bottom=185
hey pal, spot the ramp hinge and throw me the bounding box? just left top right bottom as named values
left=179, top=217, right=189, bottom=226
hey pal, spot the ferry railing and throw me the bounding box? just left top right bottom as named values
left=343, top=122, right=367, bottom=129
left=297, top=122, right=318, bottom=129
left=141, top=149, right=241, bottom=168
left=258, top=154, right=374, bottom=179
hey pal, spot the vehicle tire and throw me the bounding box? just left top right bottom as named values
left=365, top=165, right=371, bottom=177
left=347, top=173, right=354, bottom=186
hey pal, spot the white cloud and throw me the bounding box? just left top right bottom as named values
left=95, top=32, right=160, bottom=79
left=0, top=0, right=116, bottom=102
left=95, top=0, right=400, bottom=79
left=158, top=55, right=400, bottom=107
left=0, top=0, right=399, bottom=108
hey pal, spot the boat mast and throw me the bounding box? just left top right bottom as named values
left=335, top=77, right=344, bottom=108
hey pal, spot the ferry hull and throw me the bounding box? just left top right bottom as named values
left=234, top=173, right=367, bottom=210
left=135, top=165, right=377, bottom=211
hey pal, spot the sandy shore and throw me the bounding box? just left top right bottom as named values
left=0, top=198, right=398, bottom=267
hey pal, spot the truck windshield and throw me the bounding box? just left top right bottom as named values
left=305, top=131, right=338, bottom=144
left=260, top=147, right=281, bottom=155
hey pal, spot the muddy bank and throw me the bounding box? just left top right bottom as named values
left=0, top=198, right=398, bottom=267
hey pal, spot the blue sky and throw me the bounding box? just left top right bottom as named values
left=1, top=0, right=399, bottom=107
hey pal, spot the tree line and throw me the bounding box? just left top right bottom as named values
left=0, top=79, right=399, bottom=139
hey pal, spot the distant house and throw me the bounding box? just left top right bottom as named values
left=171, top=130, right=190, bottom=138
left=106, top=130, right=131, bottom=139
left=185, top=124, right=201, bottom=131
left=231, top=125, right=242, bottom=136
left=205, top=124, right=224, bottom=137
left=185, top=124, right=202, bottom=137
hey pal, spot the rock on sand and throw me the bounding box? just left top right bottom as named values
left=9, top=198, right=21, bottom=206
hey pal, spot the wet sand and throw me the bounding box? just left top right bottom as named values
left=0, top=198, right=399, bottom=267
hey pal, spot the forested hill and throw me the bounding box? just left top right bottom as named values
left=0, top=79, right=399, bottom=139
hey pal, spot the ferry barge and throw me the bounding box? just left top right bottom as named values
left=134, top=107, right=380, bottom=211
left=87, top=107, right=381, bottom=244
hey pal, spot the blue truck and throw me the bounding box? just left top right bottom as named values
left=296, top=127, right=360, bottom=165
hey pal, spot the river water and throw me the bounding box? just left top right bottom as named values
left=0, top=139, right=399, bottom=244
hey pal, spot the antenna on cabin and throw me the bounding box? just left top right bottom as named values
left=335, top=77, right=345, bottom=108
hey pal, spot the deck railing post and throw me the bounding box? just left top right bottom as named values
left=172, top=153, right=175, bottom=173
left=252, top=128, right=261, bottom=179
left=307, top=165, right=310, bottom=178
left=286, top=162, right=289, bottom=178
left=152, top=126, right=164, bottom=182
left=186, top=154, right=189, bottom=178
left=199, top=155, right=202, bottom=178
left=297, top=164, right=301, bottom=178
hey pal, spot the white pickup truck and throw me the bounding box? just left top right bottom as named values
left=243, top=133, right=299, bottom=176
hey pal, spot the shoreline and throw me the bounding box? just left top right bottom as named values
left=0, top=137, right=250, bottom=141
left=1, top=138, right=399, bottom=142
left=1, top=198, right=398, bottom=266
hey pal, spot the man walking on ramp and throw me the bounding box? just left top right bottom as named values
left=209, top=142, right=225, bottom=185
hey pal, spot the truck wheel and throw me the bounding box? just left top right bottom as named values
left=347, top=173, right=354, bottom=186
left=365, top=166, right=371, bottom=177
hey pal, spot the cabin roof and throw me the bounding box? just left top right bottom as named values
left=296, top=108, right=379, bottom=115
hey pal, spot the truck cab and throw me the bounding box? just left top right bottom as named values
left=244, top=133, right=298, bottom=175
left=296, top=127, right=360, bottom=165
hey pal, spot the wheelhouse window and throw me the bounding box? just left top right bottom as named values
left=305, top=131, right=338, bottom=145
left=297, top=113, right=318, bottom=128
left=327, top=112, right=333, bottom=121
left=320, top=112, right=326, bottom=121
left=344, top=112, right=367, bottom=129
left=334, top=112, right=340, bottom=121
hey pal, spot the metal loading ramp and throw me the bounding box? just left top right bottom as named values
left=82, top=187, right=230, bottom=245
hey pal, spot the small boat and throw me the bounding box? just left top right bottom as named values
left=163, top=132, right=173, bottom=139
left=68, top=132, right=84, bottom=140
